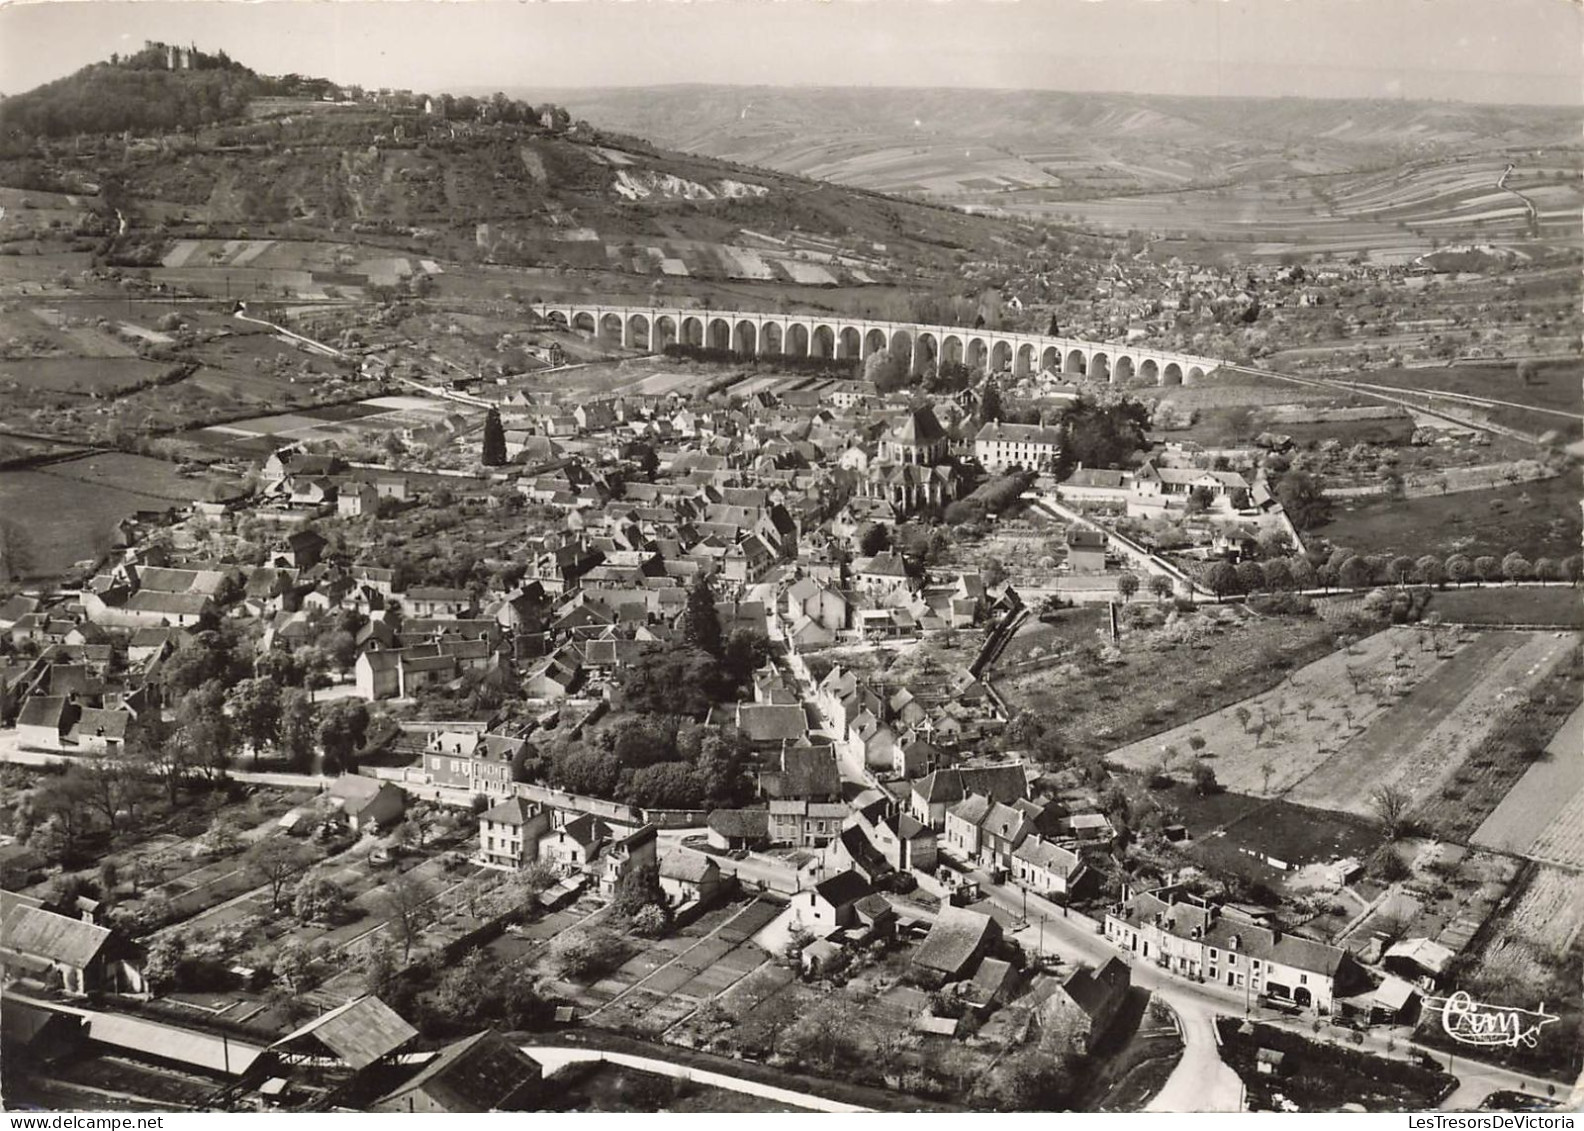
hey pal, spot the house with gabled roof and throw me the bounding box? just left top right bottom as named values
left=910, top=762, right=1030, bottom=830
left=1040, top=957, right=1131, bottom=1052
left=1105, top=887, right=1358, bottom=1013
left=598, top=824, right=658, bottom=897
left=789, top=869, right=872, bottom=937
left=912, top=906, right=1002, bottom=987
left=538, top=814, right=611, bottom=876
left=327, top=775, right=406, bottom=832
left=659, top=849, right=724, bottom=909
left=1012, top=836, right=1086, bottom=898
left=706, top=808, right=771, bottom=852
left=769, top=798, right=849, bottom=848
left=477, top=798, right=553, bottom=870
left=1, top=902, right=143, bottom=995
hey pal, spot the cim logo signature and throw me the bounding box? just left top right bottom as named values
left=1428, top=991, right=1559, bottom=1049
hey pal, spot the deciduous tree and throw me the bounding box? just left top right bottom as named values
left=375, top=871, right=433, bottom=961
left=1205, top=560, right=1239, bottom=602
left=1275, top=470, right=1332, bottom=531
left=228, top=677, right=282, bottom=766
left=246, top=837, right=314, bottom=911
left=317, top=699, right=369, bottom=774
left=1371, top=784, right=1412, bottom=841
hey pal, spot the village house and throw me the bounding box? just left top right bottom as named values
left=1056, top=468, right=1133, bottom=505
left=788, top=870, right=872, bottom=937
left=909, top=763, right=1030, bottom=830
left=705, top=808, right=771, bottom=852
left=1105, top=888, right=1358, bottom=1013
left=658, top=849, right=725, bottom=909
left=538, top=814, right=611, bottom=876
left=475, top=797, right=552, bottom=870
left=1011, top=836, right=1086, bottom=899
left=327, top=775, right=407, bottom=833
left=911, top=905, right=1003, bottom=988
left=1040, top=957, right=1131, bottom=1052
left=424, top=730, right=525, bottom=799
left=1, top=899, right=145, bottom=996
left=598, top=824, right=659, bottom=897
left=769, top=798, right=849, bottom=848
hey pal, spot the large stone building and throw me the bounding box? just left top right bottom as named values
left=974, top=421, right=1063, bottom=473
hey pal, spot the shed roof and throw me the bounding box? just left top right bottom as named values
left=2, top=905, right=111, bottom=968
left=271, top=995, right=419, bottom=1069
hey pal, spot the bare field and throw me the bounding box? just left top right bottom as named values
left=1474, top=703, right=1584, bottom=861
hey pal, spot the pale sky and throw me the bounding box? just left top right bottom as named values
left=0, top=0, right=1578, bottom=104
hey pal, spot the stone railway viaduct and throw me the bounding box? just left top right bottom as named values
left=532, top=303, right=1222, bottom=386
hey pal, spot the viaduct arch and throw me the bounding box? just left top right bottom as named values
left=533, top=303, right=1219, bottom=387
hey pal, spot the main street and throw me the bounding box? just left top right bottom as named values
left=969, top=869, right=1578, bottom=1112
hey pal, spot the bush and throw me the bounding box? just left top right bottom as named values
left=1368, top=845, right=1412, bottom=883
left=630, top=904, right=668, bottom=937
left=550, top=927, right=627, bottom=981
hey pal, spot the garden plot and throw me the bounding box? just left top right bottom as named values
left=1462, top=864, right=1584, bottom=1011
left=1105, top=626, right=1462, bottom=800
left=579, top=897, right=780, bottom=1035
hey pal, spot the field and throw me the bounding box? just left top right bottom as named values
left=188, top=394, right=482, bottom=458
left=0, top=453, right=224, bottom=576
left=998, top=605, right=1342, bottom=763
left=0, top=357, right=170, bottom=394
left=1106, top=627, right=1465, bottom=801
left=1348, top=361, right=1583, bottom=420
left=1105, top=628, right=1578, bottom=827
left=1136, top=782, right=1382, bottom=881
left=1406, top=643, right=1581, bottom=842
left=1290, top=632, right=1577, bottom=820
left=1473, top=700, right=1584, bottom=861
left=1423, top=586, right=1584, bottom=628
left=1316, top=473, right=1583, bottom=562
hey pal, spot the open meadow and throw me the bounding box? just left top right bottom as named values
left=1316, top=473, right=1583, bottom=562
left=1423, top=586, right=1584, bottom=628
left=997, top=605, right=1342, bottom=763
left=0, top=452, right=223, bottom=576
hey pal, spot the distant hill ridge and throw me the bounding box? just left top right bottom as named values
left=542, top=85, right=1578, bottom=152
left=532, top=85, right=1579, bottom=199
